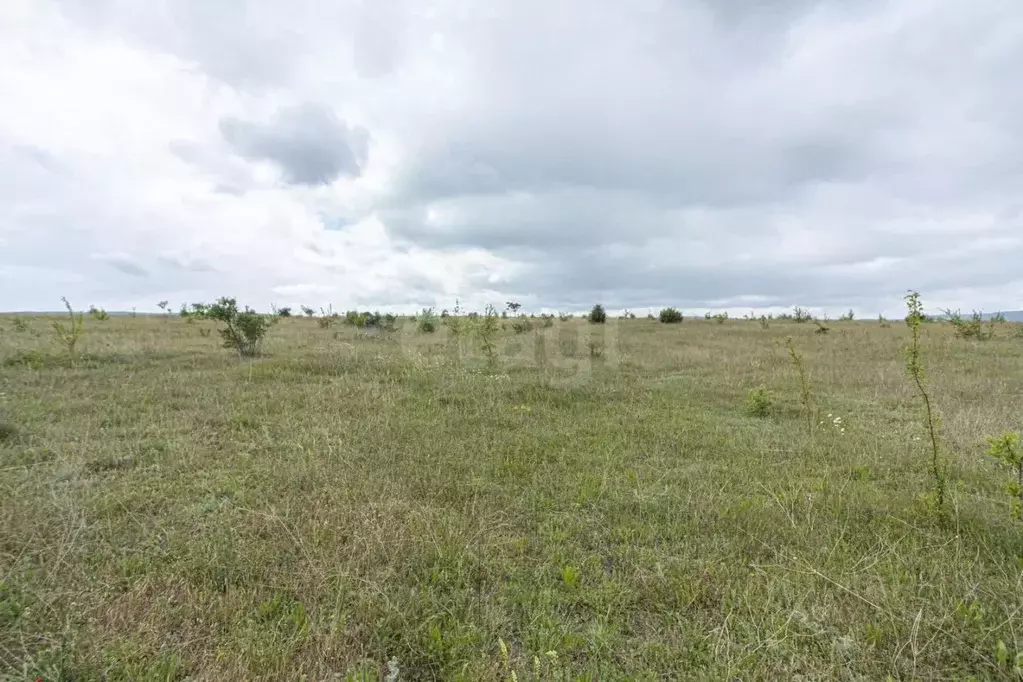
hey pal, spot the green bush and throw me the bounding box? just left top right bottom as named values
left=88, top=305, right=109, bottom=321
left=659, top=308, right=683, bottom=324
left=512, top=316, right=533, bottom=334
left=207, top=297, right=273, bottom=356
left=943, top=309, right=994, bottom=340
left=418, top=308, right=438, bottom=333
left=588, top=304, right=606, bottom=324
left=985, top=432, right=1022, bottom=519
left=744, top=386, right=773, bottom=417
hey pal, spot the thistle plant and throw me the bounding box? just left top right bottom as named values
left=904, top=291, right=946, bottom=510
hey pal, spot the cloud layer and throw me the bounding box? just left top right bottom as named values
left=2, top=0, right=1022, bottom=314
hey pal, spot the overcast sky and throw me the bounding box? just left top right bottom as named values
left=2, top=0, right=1022, bottom=315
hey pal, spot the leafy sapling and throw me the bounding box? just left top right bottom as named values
left=52, top=297, right=85, bottom=362
left=905, top=291, right=947, bottom=511
left=985, top=432, right=1022, bottom=519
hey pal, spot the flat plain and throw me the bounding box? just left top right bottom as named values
left=1, top=313, right=1022, bottom=680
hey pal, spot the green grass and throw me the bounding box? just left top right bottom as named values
left=2, top=314, right=1023, bottom=680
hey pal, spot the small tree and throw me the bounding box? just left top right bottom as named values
left=475, top=304, right=500, bottom=367
left=207, top=297, right=273, bottom=356
left=506, top=302, right=522, bottom=314
left=905, top=291, right=946, bottom=511
left=588, top=304, right=607, bottom=324
left=942, top=309, right=993, bottom=340
left=277, top=307, right=293, bottom=318
left=418, top=307, right=439, bottom=333
left=301, top=306, right=315, bottom=317
left=659, top=307, right=683, bottom=324
left=986, top=432, right=1022, bottom=519
left=157, top=300, right=169, bottom=315
left=52, top=297, right=85, bottom=362
left=793, top=307, right=812, bottom=323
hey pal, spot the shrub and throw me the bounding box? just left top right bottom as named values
left=277, top=307, right=292, bottom=318
left=839, top=309, right=855, bottom=322
left=0, top=417, right=17, bottom=443
left=88, top=305, right=109, bottom=321
left=418, top=307, right=438, bottom=333
left=301, top=306, right=315, bottom=317
left=540, top=314, right=555, bottom=328
left=512, top=316, right=533, bottom=333
left=792, top=307, right=813, bottom=323
left=345, top=310, right=367, bottom=327
left=10, top=316, right=28, bottom=333
left=943, top=309, right=993, bottom=340
left=559, top=312, right=571, bottom=322
left=317, top=306, right=339, bottom=328
left=985, top=432, right=1022, bottom=519
left=475, top=304, right=500, bottom=366
left=814, top=319, right=831, bottom=335
left=744, top=386, right=773, bottom=417
left=713, top=312, right=728, bottom=324
left=588, top=304, right=606, bottom=324
left=52, top=297, right=84, bottom=362
left=659, top=308, right=683, bottom=324
left=207, top=297, right=273, bottom=356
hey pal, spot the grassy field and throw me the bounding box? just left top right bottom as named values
left=2, top=311, right=1023, bottom=680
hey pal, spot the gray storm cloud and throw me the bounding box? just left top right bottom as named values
left=220, top=104, right=369, bottom=186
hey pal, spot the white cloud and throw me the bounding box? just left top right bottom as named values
left=2, top=0, right=1022, bottom=315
